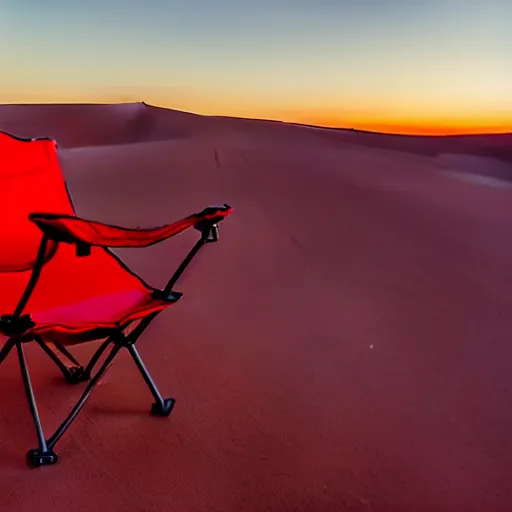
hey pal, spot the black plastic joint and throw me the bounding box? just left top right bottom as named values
left=0, top=314, right=35, bottom=337
left=75, top=242, right=91, bottom=257
left=193, top=203, right=230, bottom=239
left=206, top=224, right=219, bottom=242
left=194, top=221, right=220, bottom=242
left=64, top=366, right=87, bottom=384
left=27, top=449, right=58, bottom=468
left=152, top=290, right=183, bottom=302
left=111, top=331, right=132, bottom=348
left=150, top=398, right=176, bottom=417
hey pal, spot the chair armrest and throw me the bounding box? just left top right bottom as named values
left=28, top=204, right=233, bottom=250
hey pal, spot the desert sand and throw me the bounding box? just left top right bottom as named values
left=0, top=102, right=511, bottom=512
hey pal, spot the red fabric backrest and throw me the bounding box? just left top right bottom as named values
left=0, top=132, right=76, bottom=271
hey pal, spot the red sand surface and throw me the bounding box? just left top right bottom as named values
left=1, top=103, right=512, bottom=511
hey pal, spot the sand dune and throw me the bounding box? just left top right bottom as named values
left=0, top=102, right=213, bottom=148
left=209, top=113, right=512, bottom=165
left=1, top=102, right=511, bottom=162
left=289, top=123, right=512, bottom=164
left=1, top=104, right=512, bottom=512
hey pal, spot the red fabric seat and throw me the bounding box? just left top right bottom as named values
left=0, top=243, right=172, bottom=344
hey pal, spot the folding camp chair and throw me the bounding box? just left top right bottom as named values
left=0, top=130, right=233, bottom=467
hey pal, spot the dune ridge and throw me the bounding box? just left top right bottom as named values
left=1, top=102, right=511, bottom=164
left=0, top=102, right=210, bottom=149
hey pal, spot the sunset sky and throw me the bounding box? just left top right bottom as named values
left=1, top=0, right=511, bottom=135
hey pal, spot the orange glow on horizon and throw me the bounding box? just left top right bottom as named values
left=1, top=90, right=511, bottom=137
left=297, top=118, right=512, bottom=136
left=286, top=111, right=512, bottom=136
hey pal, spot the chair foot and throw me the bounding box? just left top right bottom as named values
left=27, top=448, right=58, bottom=467
left=64, top=366, right=88, bottom=384
left=150, top=398, right=176, bottom=417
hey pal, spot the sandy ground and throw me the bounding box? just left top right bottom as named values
left=1, top=103, right=512, bottom=511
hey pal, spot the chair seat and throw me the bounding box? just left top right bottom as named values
left=31, top=289, right=174, bottom=344
left=0, top=243, right=175, bottom=344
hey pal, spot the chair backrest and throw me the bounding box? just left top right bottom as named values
left=0, top=131, right=76, bottom=271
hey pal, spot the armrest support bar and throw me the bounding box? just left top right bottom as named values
left=160, top=229, right=209, bottom=298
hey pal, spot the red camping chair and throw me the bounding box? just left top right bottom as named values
left=0, top=130, right=233, bottom=467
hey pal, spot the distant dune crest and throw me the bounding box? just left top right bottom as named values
left=0, top=102, right=511, bottom=165
left=0, top=102, right=205, bottom=149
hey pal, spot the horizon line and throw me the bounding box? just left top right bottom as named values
left=1, top=100, right=511, bottom=139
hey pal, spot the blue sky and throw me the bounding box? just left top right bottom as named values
left=1, top=0, right=511, bottom=133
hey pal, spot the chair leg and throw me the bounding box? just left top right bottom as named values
left=52, top=342, right=87, bottom=375
left=81, top=338, right=112, bottom=380
left=14, top=322, right=174, bottom=465
left=45, top=343, right=122, bottom=452
left=16, top=342, right=58, bottom=467
left=126, top=343, right=175, bottom=416
left=0, top=338, right=16, bottom=365
left=33, top=336, right=85, bottom=384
